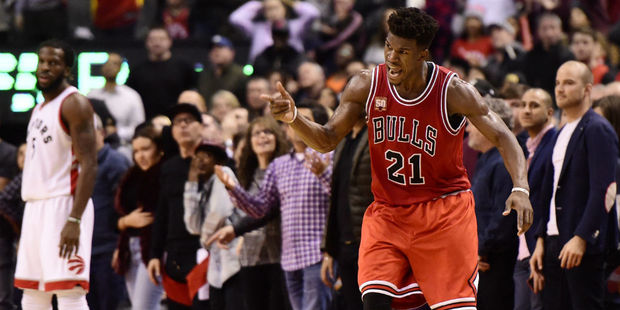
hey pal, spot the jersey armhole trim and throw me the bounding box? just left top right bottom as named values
left=440, top=73, right=466, bottom=136
left=58, top=91, right=79, bottom=137
left=364, top=66, right=379, bottom=117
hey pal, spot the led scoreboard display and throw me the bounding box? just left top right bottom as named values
left=0, top=52, right=130, bottom=112
left=0, top=46, right=209, bottom=145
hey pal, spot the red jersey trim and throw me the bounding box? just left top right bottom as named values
left=440, top=73, right=466, bottom=136
left=14, top=278, right=39, bottom=290
left=387, top=62, right=438, bottom=106
left=365, top=66, right=380, bottom=117
left=44, top=280, right=89, bottom=292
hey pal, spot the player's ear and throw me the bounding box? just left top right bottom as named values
left=418, top=49, right=429, bottom=61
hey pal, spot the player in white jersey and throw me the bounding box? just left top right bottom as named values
left=15, top=40, right=97, bottom=310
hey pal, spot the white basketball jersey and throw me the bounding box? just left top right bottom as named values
left=22, top=86, right=80, bottom=201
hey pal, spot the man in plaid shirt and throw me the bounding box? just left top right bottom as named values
left=216, top=100, right=333, bottom=310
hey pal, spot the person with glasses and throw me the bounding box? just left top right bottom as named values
left=146, top=103, right=208, bottom=309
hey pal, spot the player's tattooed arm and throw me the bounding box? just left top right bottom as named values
left=58, top=93, right=97, bottom=259
left=447, top=77, right=533, bottom=235
left=265, top=71, right=370, bottom=153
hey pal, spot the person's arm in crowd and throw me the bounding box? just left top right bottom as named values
left=304, top=150, right=333, bottom=194
left=149, top=171, right=169, bottom=260
left=0, top=174, right=23, bottom=234
left=214, top=164, right=279, bottom=218
left=319, top=11, right=363, bottom=50
left=108, top=155, right=131, bottom=232
left=233, top=204, right=279, bottom=236
left=293, top=1, right=321, bottom=26
left=229, top=1, right=262, bottom=35
left=201, top=167, right=240, bottom=244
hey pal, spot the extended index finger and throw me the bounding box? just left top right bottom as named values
left=276, top=82, right=292, bottom=100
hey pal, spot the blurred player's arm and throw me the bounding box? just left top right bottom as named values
left=266, top=71, right=371, bottom=153
left=59, top=93, right=98, bottom=258
left=447, top=77, right=533, bottom=235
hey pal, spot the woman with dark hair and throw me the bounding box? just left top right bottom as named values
left=207, top=116, right=291, bottom=310
left=112, top=125, right=164, bottom=310
left=450, top=10, right=494, bottom=68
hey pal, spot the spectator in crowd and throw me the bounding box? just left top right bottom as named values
left=246, top=77, right=271, bottom=120
left=14, top=0, right=67, bottom=43
left=0, top=138, right=17, bottom=191
left=178, top=90, right=207, bottom=113
left=91, top=0, right=139, bottom=40
left=295, top=61, right=327, bottom=102
left=187, top=0, right=245, bottom=41
left=570, top=27, right=616, bottom=85
left=314, top=0, right=364, bottom=71
left=514, top=88, right=556, bottom=310
left=183, top=142, right=243, bottom=310
left=206, top=116, right=291, bottom=310
left=202, top=113, right=225, bottom=145
left=518, top=13, right=574, bottom=100
left=211, top=90, right=241, bottom=123
left=321, top=118, right=371, bottom=310
left=325, top=44, right=357, bottom=93
left=530, top=61, right=619, bottom=310
left=0, top=143, right=25, bottom=310
left=162, top=0, right=190, bottom=40
left=147, top=104, right=207, bottom=309
left=126, top=26, right=197, bottom=120
left=363, top=8, right=394, bottom=66
left=499, top=82, right=530, bottom=149
left=87, top=115, right=131, bottom=310
left=198, top=35, right=248, bottom=105
left=464, top=0, right=517, bottom=27
left=113, top=125, right=165, bottom=310
left=484, top=22, right=525, bottom=88
left=221, top=107, right=249, bottom=157
left=450, top=10, right=494, bottom=69
left=467, top=98, right=518, bottom=310
left=88, top=53, right=145, bottom=149
left=215, top=100, right=333, bottom=310
left=254, top=21, right=306, bottom=78
left=229, top=0, right=320, bottom=63
left=318, top=87, right=338, bottom=111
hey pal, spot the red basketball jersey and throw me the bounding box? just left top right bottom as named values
left=365, top=63, right=470, bottom=205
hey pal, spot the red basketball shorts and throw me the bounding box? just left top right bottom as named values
left=358, top=190, right=479, bottom=310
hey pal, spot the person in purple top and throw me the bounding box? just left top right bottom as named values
left=215, top=100, right=332, bottom=310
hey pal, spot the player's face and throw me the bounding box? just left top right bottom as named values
left=251, top=123, right=277, bottom=157
left=384, top=32, right=426, bottom=86
left=555, top=64, right=588, bottom=110
left=36, top=47, right=68, bottom=92
left=132, top=136, right=162, bottom=171
left=519, top=90, right=552, bottom=131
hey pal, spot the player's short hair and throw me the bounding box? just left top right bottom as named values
left=484, top=98, right=514, bottom=130
left=387, top=7, right=439, bottom=49
left=37, top=39, right=75, bottom=69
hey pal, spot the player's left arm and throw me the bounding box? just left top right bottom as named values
left=59, top=93, right=98, bottom=259
left=447, top=77, right=533, bottom=235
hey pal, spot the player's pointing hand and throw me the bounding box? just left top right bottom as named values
left=261, top=82, right=297, bottom=124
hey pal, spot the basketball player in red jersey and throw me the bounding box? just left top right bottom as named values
left=264, top=8, right=533, bottom=310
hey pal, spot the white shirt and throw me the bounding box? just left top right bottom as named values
left=547, top=117, right=582, bottom=236
left=88, top=84, right=145, bottom=143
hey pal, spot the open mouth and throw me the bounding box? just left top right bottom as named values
left=388, top=67, right=402, bottom=80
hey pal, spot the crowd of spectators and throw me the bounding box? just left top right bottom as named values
left=2, top=0, right=620, bottom=309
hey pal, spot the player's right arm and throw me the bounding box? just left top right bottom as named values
left=266, top=71, right=371, bottom=153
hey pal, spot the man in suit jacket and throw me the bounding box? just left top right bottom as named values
left=514, top=88, right=556, bottom=310
left=320, top=119, right=373, bottom=310
left=530, top=61, right=619, bottom=310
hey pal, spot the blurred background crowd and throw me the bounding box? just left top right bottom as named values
left=2, top=0, right=620, bottom=309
